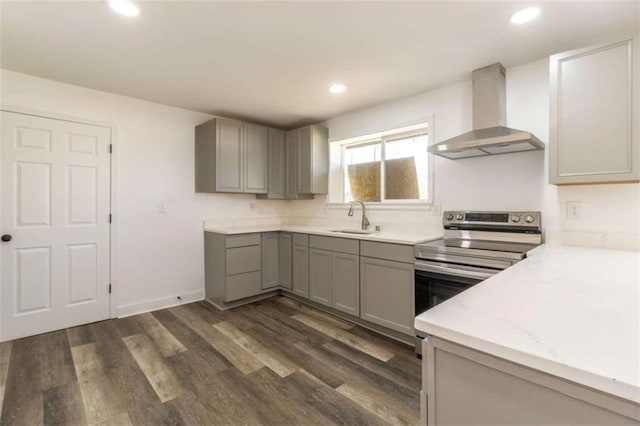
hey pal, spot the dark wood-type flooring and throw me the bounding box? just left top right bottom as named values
left=0, top=296, right=421, bottom=425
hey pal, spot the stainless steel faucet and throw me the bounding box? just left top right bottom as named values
left=348, top=201, right=370, bottom=230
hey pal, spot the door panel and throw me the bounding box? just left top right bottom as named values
left=292, top=245, right=309, bottom=298
left=15, top=246, right=52, bottom=313
left=215, top=119, right=243, bottom=192
left=1, top=111, right=111, bottom=341
left=16, top=161, right=51, bottom=227
left=309, top=248, right=331, bottom=306
left=331, top=252, right=359, bottom=316
left=278, top=233, right=292, bottom=289
left=244, top=124, right=268, bottom=194
left=67, top=166, right=97, bottom=225
left=68, top=243, right=97, bottom=305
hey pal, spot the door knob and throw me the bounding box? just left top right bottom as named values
left=1, top=234, right=12, bottom=242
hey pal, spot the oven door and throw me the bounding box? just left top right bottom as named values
left=414, top=260, right=498, bottom=355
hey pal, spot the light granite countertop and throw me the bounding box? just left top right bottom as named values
left=414, top=245, right=640, bottom=403
left=204, top=224, right=442, bottom=245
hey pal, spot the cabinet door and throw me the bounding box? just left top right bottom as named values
left=285, top=130, right=299, bottom=199
left=292, top=244, right=309, bottom=298
left=267, top=129, right=285, bottom=199
left=331, top=252, right=359, bottom=316
left=261, top=233, right=279, bottom=290
left=297, top=126, right=312, bottom=194
left=215, top=119, right=244, bottom=192
left=550, top=39, right=638, bottom=184
left=360, top=257, right=414, bottom=335
left=244, top=124, right=269, bottom=193
left=278, top=233, right=292, bottom=289
left=309, top=248, right=331, bottom=306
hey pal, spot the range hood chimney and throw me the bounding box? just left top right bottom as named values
left=428, top=63, right=544, bottom=159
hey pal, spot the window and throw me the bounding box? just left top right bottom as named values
left=339, top=127, right=431, bottom=204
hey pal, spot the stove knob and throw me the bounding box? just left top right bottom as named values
left=510, top=215, right=521, bottom=223
left=524, top=215, right=535, bottom=224
left=445, top=212, right=454, bottom=221
left=455, top=213, right=464, bottom=221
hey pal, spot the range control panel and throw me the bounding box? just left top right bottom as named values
left=443, top=211, right=541, bottom=229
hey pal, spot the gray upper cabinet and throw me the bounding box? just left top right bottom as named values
left=550, top=39, right=639, bottom=184
left=244, top=124, right=269, bottom=194
left=284, top=125, right=328, bottom=199
left=195, top=118, right=268, bottom=194
left=284, top=130, right=313, bottom=200
left=257, top=129, right=285, bottom=199
left=297, top=125, right=329, bottom=194
left=215, top=119, right=244, bottom=192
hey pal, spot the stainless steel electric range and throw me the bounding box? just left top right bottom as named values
left=413, top=210, right=543, bottom=354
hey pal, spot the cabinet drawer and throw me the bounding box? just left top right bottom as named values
left=309, top=235, right=359, bottom=255
left=226, top=233, right=260, bottom=248
left=225, top=271, right=261, bottom=302
left=360, top=241, right=414, bottom=264
left=226, top=246, right=261, bottom=275
left=293, top=233, right=309, bottom=246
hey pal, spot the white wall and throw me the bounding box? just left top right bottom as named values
left=2, top=54, right=638, bottom=322
left=290, top=58, right=640, bottom=250
left=0, top=69, right=289, bottom=316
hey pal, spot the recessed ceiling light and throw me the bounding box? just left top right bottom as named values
left=107, top=0, right=140, bottom=17
left=510, top=7, right=540, bottom=24
left=329, top=83, right=347, bottom=94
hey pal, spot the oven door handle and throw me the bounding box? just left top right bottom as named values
left=414, top=260, right=496, bottom=280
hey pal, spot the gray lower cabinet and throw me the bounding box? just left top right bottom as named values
left=360, top=256, right=414, bottom=335
left=261, top=232, right=279, bottom=290
left=423, top=337, right=640, bottom=425
left=195, top=118, right=268, bottom=194
left=292, top=234, right=310, bottom=297
left=331, top=252, right=359, bottom=316
left=309, top=248, right=332, bottom=306
left=205, top=232, right=262, bottom=303
left=308, top=236, right=360, bottom=316
left=278, top=233, right=292, bottom=289
left=549, top=38, right=638, bottom=184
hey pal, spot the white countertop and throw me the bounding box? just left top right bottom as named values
left=415, top=245, right=640, bottom=403
left=204, top=224, right=441, bottom=245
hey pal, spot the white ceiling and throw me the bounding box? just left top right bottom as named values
left=1, top=1, right=638, bottom=128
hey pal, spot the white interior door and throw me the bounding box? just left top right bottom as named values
left=1, top=111, right=111, bottom=341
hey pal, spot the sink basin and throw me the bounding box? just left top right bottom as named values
left=330, top=229, right=376, bottom=235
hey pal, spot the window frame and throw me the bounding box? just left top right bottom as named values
left=330, top=121, right=435, bottom=209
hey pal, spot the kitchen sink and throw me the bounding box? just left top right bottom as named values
left=330, top=229, right=376, bottom=235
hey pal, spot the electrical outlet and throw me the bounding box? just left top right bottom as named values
left=157, top=203, right=165, bottom=214
left=431, top=203, right=441, bottom=216
left=567, top=201, right=581, bottom=219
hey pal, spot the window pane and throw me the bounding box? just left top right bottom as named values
left=384, top=134, right=429, bottom=200
left=344, top=142, right=382, bottom=202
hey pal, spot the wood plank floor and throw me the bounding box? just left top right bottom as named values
left=0, top=296, right=421, bottom=426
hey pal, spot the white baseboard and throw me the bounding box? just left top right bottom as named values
left=117, top=289, right=204, bottom=318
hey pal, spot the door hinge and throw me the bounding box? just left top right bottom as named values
left=109, top=144, right=113, bottom=154
left=109, top=214, right=112, bottom=223
left=108, top=284, right=112, bottom=294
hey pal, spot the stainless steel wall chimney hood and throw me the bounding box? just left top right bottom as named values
left=428, top=63, right=544, bottom=159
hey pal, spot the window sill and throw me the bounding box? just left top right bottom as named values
left=325, top=201, right=435, bottom=211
